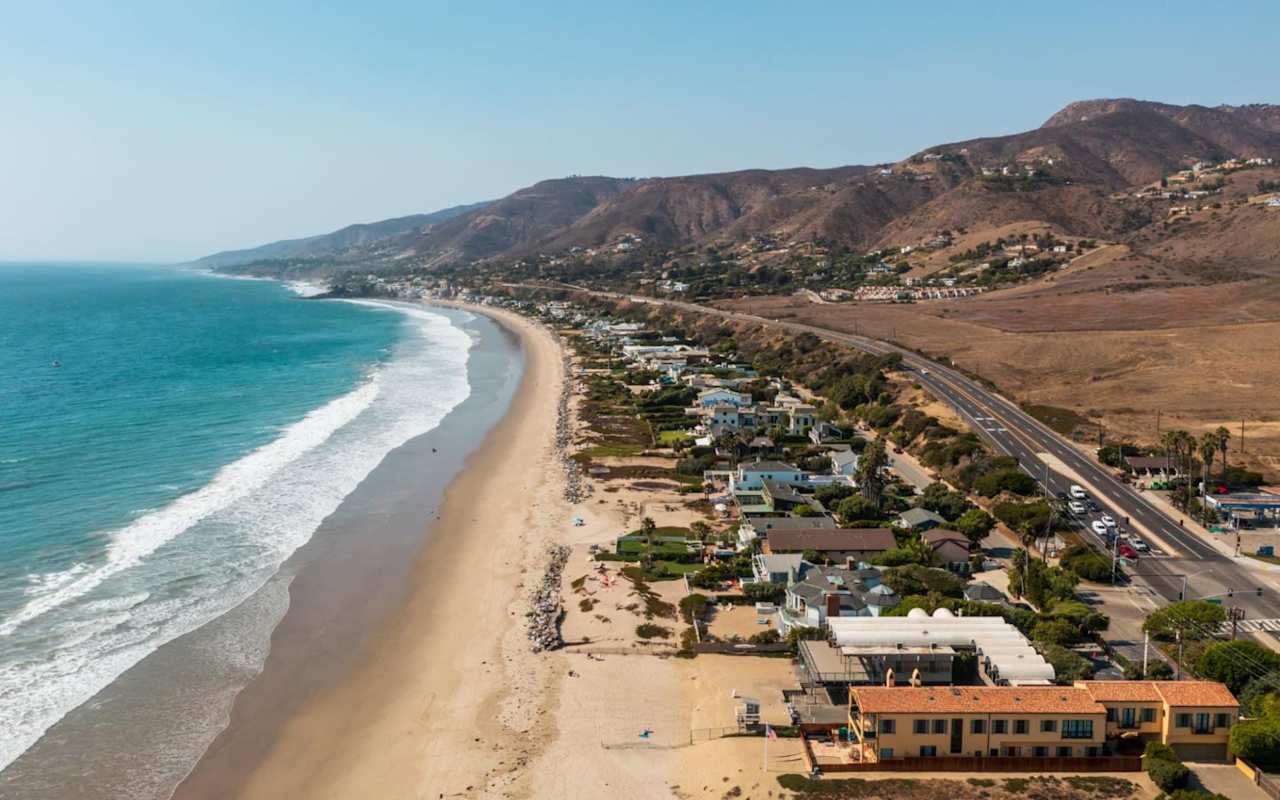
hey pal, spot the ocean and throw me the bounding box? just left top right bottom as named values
left=0, top=263, right=496, bottom=794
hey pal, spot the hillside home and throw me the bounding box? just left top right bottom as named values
left=697, top=387, right=752, bottom=408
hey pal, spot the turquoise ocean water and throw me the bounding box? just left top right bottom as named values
left=0, top=263, right=474, bottom=771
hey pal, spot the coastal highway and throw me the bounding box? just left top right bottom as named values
left=525, top=283, right=1280, bottom=623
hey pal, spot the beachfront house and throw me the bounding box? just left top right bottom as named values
left=738, top=514, right=836, bottom=548
left=846, top=681, right=1239, bottom=765
left=764, top=527, right=897, bottom=564
left=730, top=460, right=803, bottom=493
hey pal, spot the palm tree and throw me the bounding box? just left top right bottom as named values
left=1215, top=426, right=1231, bottom=481
left=857, top=436, right=889, bottom=510
left=640, top=516, right=657, bottom=570
left=1199, top=433, right=1218, bottom=523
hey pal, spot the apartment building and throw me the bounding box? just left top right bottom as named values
left=1080, top=681, right=1238, bottom=761
left=849, top=686, right=1106, bottom=763
left=847, top=680, right=1238, bottom=765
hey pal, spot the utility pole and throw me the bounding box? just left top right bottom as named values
left=1142, top=631, right=1150, bottom=677
left=1176, top=630, right=1184, bottom=680
left=1229, top=607, right=1245, bottom=641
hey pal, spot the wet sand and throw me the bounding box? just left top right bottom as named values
left=173, top=304, right=568, bottom=799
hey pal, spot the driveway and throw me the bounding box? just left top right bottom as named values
left=1189, top=763, right=1269, bottom=800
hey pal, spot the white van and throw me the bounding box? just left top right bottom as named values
left=1069, top=485, right=1087, bottom=500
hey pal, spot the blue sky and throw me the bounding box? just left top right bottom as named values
left=2, top=2, right=1277, bottom=262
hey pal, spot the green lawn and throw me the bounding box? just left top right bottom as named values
left=658, top=429, right=693, bottom=446
left=576, top=443, right=646, bottom=459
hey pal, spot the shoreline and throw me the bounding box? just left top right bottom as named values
left=173, top=302, right=572, bottom=798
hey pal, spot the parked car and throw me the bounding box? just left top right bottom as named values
left=1117, top=542, right=1139, bottom=559
left=1087, top=500, right=1102, bottom=513
left=1091, top=520, right=1110, bottom=537
left=1056, top=491, right=1069, bottom=502
left=1068, top=500, right=1086, bottom=515
left=1070, top=485, right=1087, bottom=500
left=1100, top=514, right=1116, bottom=528
left=1130, top=538, right=1150, bottom=553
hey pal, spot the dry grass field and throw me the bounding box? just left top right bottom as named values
left=717, top=293, right=1280, bottom=479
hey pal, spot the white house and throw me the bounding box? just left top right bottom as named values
left=730, top=460, right=803, bottom=493
left=831, top=449, right=860, bottom=477
left=787, top=404, right=817, bottom=433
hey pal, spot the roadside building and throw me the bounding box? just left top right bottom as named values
left=898, top=507, right=947, bottom=532
left=830, top=449, right=860, bottom=478
left=921, top=529, right=973, bottom=573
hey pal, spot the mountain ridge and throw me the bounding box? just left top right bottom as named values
left=200, top=98, right=1280, bottom=274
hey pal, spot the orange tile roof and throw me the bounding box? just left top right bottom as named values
left=852, top=686, right=1105, bottom=715
left=1154, top=681, right=1239, bottom=708
left=1077, top=681, right=1164, bottom=703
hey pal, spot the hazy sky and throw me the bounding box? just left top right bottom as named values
left=3, top=1, right=1277, bottom=262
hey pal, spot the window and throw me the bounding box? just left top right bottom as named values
left=1175, top=713, right=1192, bottom=729
left=920, top=745, right=937, bottom=757
left=971, top=719, right=985, bottom=734
left=932, top=719, right=947, bottom=734
left=993, top=719, right=1007, bottom=734
left=1086, top=747, right=1099, bottom=757
left=1041, top=720, right=1057, bottom=733
left=1014, top=719, right=1028, bottom=735
left=1033, top=746, right=1048, bottom=757
left=1002, top=746, right=1021, bottom=757
left=879, top=747, right=894, bottom=759
left=913, top=719, right=928, bottom=735
left=1215, top=713, right=1232, bottom=728
left=1141, top=708, right=1157, bottom=723
left=1105, top=708, right=1115, bottom=722
left=1062, top=720, right=1094, bottom=739
left=1057, top=746, right=1073, bottom=757
left=1120, top=707, right=1137, bottom=729
left=880, top=719, right=895, bottom=735
left=1194, top=713, right=1211, bottom=734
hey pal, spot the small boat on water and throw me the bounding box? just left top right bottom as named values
left=51, top=360, right=61, bottom=368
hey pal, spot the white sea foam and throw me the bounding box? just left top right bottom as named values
left=0, top=302, right=473, bottom=772
left=283, top=279, right=329, bottom=297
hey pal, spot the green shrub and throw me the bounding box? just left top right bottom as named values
left=1147, top=760, right=1190, bottom=792
left=1230, top=716, right=1280, bottom=771
left=1144, top=741, right=1189, bottom=792
left=678, top=593, right=709, bottom=624
left=1197, top=641, right=1280, bottom=695
left=635, top=623, right=671, bottom=639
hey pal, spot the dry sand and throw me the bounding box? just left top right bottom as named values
left=179, top=306, right=577, bottom=799
left=172, top=306, right=815, bottom=800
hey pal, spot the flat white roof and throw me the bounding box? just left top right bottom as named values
left=828, top=614, right=1055, bottom=685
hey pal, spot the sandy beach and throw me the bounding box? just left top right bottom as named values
left=168, top=304, right=572, bottom=798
